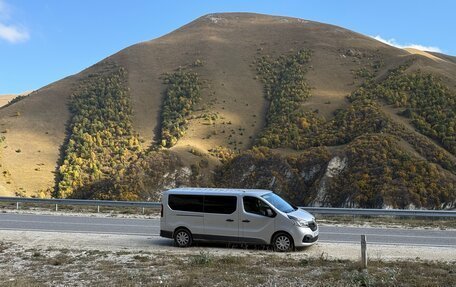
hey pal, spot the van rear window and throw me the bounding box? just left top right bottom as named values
left=168, top=195, right=204, bottom=212
left=204, top=196, right=237, bottom=214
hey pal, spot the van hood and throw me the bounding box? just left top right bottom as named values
left=288, top=208, right=315, bottom=222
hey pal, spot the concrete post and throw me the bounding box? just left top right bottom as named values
left=361, top=235, right=367, bottom=269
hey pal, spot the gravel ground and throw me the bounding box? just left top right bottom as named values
left=0, top=229, right=455, bottom=262
left=0, top=233, right=455, bottom=287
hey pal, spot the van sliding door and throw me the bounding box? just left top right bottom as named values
left=168, top=194, right=204, bottom=235
left=202, top=195, right=239, bottom=242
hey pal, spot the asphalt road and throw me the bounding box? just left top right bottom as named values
left=0, top=213, right=455, bottom=248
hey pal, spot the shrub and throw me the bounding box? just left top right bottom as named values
left=160, top=69, right=202, bottom=148
left=55, top=64, right=142, bottom=198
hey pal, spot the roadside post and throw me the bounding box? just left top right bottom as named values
left=361, top=235, right=367, bottom=269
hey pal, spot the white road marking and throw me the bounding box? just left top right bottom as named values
left=318, top=240, right=456, bottom=248
left=0, top=227, right=154, bottom=236
left=322, top=232, right=453, bottom=240
left=0, top=219, right=152, bottom=227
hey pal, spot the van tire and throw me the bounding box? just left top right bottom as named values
left=174, top=228, right=193, bottom=247
left=272, top=232, right=294, bottom=252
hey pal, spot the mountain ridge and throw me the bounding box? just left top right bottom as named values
left=0, top=13, right=454, bottom=208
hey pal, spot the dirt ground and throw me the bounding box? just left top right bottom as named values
left=0, top=231, right=455, bottom=287
left=0, top=229, right=454, bottom=262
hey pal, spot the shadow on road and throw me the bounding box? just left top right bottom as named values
left=150, top=237, right=312, bottom=252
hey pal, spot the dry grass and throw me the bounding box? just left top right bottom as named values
left=0, top=241, right=454, bottom=287
left=0, top=95, right=19, bottom=108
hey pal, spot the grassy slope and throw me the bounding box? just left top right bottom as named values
left=0, top=12, right=455, bottom=197
left=0, top=79, right=73, bottom=196
left=0, top=62, right=120, bottom=196
left=0, top=95, right=18, bottom=108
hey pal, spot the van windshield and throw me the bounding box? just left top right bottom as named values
left=261, top=193, right=296, bottom=213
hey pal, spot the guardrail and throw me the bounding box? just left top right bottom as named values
left=1, top=196, right=455, bottom=217
left=303, top=207, right=456, bottom=218
left=0, top=196, right=160, bottom=213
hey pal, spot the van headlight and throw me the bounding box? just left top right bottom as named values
left=288, top=215, right=309, bottom=227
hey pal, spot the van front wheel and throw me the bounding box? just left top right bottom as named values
left=174, top=228, right=192, bottom=247
left=272, top=233, right=294, bottom=252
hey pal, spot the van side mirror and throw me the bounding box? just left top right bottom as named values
left=266, top=208, right=275, bottom=218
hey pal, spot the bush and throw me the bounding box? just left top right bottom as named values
left=55, top=64, right=142, bottom=198
left=255, top=49, right=313, bottom=148
left=160, top=69, right=201, bottom=148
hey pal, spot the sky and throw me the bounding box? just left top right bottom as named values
left=1, top=0, right=455, bottom=94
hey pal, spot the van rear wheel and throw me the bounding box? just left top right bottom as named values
left=174, top=228, right=192, bottom=247
left=272, top=233, right=294, bottom=252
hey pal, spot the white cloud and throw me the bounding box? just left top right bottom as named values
left=0, top=0, right=29, bottom=44
left=371, top=35, right=442, bottom=53
left=0, top=22, right=28, bottom=43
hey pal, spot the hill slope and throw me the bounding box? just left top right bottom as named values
left=0, top=13, right=454, bottom=208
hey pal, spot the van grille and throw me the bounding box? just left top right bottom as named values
left=308, top=221, right=317, bottom=231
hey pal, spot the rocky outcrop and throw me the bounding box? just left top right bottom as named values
left=215, top=134, right=456, bottom=209
left=312, top=156, right=347, bottom=207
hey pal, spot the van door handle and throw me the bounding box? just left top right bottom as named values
left=226, top=219, right=234, bottom=222
left=242, top=220, right=250, bottom=223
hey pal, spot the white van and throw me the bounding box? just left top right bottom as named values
left=160, top=188, right=318, bottom=252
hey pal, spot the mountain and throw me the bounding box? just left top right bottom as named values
left=0, top=13, right=455, bottom=208
left=0, top=95, right=17, bottom=108
left=0, top=91, right=30, bottom=108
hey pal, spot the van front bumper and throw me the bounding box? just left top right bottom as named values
left=302, top=234, right=319, bottom=244
left=290, top=226, right=319, bottom=247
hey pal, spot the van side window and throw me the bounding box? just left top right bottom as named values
left=168, top=195, right=204, bottom=212
left=243, top=196, right=271, bottom=216
left=204, top=196, right=237, bottom=214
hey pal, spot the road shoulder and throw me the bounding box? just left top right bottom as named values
left=1, top=229, right=454, bottom=262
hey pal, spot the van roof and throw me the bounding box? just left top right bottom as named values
left=165, top=187, right=273, bottom=197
